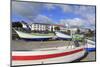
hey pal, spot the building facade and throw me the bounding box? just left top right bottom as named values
left=30, top=23, right=68, bottom=32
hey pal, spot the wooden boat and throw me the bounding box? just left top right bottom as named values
left=12, top=45, right=86, bottom=66
left=14, top=30, right=54, bottom=41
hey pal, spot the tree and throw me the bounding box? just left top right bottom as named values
left=54, top=26, right=60, bottom=31
left=85, top=29, right=94, bottom=37
left=12, top=22, right=22, bottom=28
left=77, top=28, right=80, bottom=34
left=66, top=30, right=71, bottom=35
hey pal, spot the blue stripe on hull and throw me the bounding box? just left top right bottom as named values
left=20, top=38, right=51, bottom=41
left=85, top=48, right=96, bottom=52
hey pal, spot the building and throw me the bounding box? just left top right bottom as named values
left=30, top=23, right=50, bottom=32
left=30, top=23, right=68, bottom=32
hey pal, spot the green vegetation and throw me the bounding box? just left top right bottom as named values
left=72, top=34, right=84, bottom=41
left=54, top=26, right=60, bottom=31
left=85, top=29, right=94, bottom=37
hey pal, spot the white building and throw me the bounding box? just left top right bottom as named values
left=30, top=23, right=49, bottom=31
left=30, top=23, right=68, bottom=32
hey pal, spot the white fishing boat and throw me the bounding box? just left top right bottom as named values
left=12, top=26, right=86, bottom=66
left=12, top=45, right=86, bottom=66
left=85, top=38, right=96, bottom=52
left=14, top=30, right=54, bottom=41
left=55, top=32, right=72, bottom=40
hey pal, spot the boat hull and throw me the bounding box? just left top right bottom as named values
left=85, top=48, right=96, bottom=52
left=14, top=30, right=53, bottom=41
left=55, top=32, right=72, bottom=40
left=20, top=38, right=51, bottom=41
left=56, top=37, right=72, bottom=40
left=12, top=46, right=86, bottom=66
left=85, top=39, right=96, bottom=52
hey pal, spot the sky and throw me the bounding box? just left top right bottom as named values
left=12, top=1, right=96, bottom=29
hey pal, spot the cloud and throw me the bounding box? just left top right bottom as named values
left=60, top=18, right=85, bottom=28
left=44, top=4, right=95, bottom=26
left=12, top=1, right=53, bottom=23
left=85, top=14, right=95, bottom=25
left=59, top=5, right=96, bottom=28
left=44, top=4, right=55, bottom=10
left=44, top=4, right=72, bottom=13
left=12, top=1, right=95, bottom=29
left=12, top=1, right=43, bottom=21
left=74, top=6, right=95, bottom=26
left=58, top=4, right=95, bottom=15
left=58, top=5, right=73, bottom=13
left=61, top=5, right=95, bottom=24
left=33, top=15, right=52, bottom=24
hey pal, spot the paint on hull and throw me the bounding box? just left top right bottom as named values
left=12, top=46, right=86, bottom=66
left=85, top=39, right=96, bottom=52
left=85, top=48, right=96, bottom=52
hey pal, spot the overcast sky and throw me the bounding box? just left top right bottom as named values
left=12, top=1, right=96, bottom=29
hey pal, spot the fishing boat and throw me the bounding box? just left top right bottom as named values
left=12, top=45, right=86, bottom=66
left=85, top=38, right=96, bottom=52
left=55, top=32, right=72, bottom=40
left=14, top=30, right=54, bottom=41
